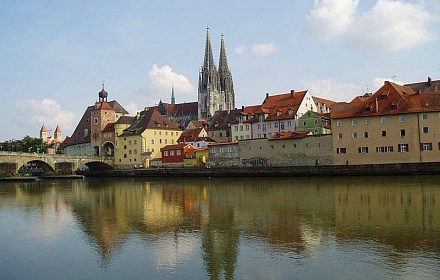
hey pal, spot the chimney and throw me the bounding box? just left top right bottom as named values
left=242, top=105, right=244, bottom=110
left=290, top=89, right=295, bottom=97
left=266, top=92, right=269, bottom=98
left=428, top=77, right=432, bottom=86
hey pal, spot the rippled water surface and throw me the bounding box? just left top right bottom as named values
left=0, top=176, right=439, bottom=279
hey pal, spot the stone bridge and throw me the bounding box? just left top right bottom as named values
left=0, top=152, right=114, bottom=177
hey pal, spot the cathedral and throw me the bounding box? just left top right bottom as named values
left=198, top=28, right=235, bottom=119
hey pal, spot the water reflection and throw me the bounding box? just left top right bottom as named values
left=1, top=176, right=439, bottom=279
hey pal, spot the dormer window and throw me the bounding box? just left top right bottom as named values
left=215, top=123, right=219, bottom=128
left=288, top=109, right=293, bottom=115
left=276, top=110, right=282, bottom=116
left=258, top=114, right=265, bottom=122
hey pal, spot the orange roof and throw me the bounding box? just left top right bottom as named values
left=260, top=90, right=307, bottom=121
left=40, top=124, right=47, bottom=133
left=208, top=142, right=238, bottom=147
left=331, top=81, right=440, bottom=119
left=54, top=125, right=62, bottom=133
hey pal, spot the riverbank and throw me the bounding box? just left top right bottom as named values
left=77, top=162, right=440, bottom=177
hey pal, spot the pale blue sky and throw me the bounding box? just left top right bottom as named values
left=1, top=0, right=439, bottom=141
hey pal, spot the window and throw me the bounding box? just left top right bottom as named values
left=423, top=127, right=429, bottom=133
left=400, top=129, right=406, bottom=137
left=151, top=140, right=154, bottom=144
left=358, top=147, right=369, bottom=153
left=398, top=144, right=409, bottom=152
left=288, top=121, right=292, bottom=126
left=275, top=123, right=279, bottom=128
left=177, top=150, right=182, bottom=155
left=276, top=110, right=282, bottom=116
left=235, top=126, right=238, bottom=131
left=352, top=119, right=357, bottom=125
left=336, top=147, right=347, bottom=154
left=134, top=140, right=137, bottom=145
left=338, top=133, right=343, bottom=139
left=422, top=113, right=428, bottom=120
left=381, top=117, right=386, bottom=124
left=376, top=146, right=385, bottom=153
left=365, top=118, right=371, bottom=125
left=280, top=122, right=285, bottom=130
left=337, top=120, right=342, bottom=127
left=240, top=125, right=244, bottom=131
left=134, top=149, right=137, bottom=154
left=129, top=150, right=132, bottom=154
left=399, top=116, right=405, bottom=122
left=257, top=124, right=261, bottom=129
left=376, top=146, right=394, bottom=153
left=364, top=132, right=369, bottom=138
left=421, top=143, right=432, bottom=151
left=170, top=150, right=175, bottom=156
left=381, top=131, right=387, bottom=137
left=353, top=132, right=358, bottom=139
left=164, top=151, right=169, bottom=156
left=262, top=124, right=266, bottom=132
left=246, top=125, right=250, bottom=131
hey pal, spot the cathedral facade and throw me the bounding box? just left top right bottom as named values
left=198, top=29, right=235, bottom=119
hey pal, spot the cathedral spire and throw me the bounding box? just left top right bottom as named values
left=218, top=33, right=229, bottom=75
left=203, top=27, right=216, bottom=71
left=171, top=83, right=175, bottom=105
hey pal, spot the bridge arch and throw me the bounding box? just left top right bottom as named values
left=19, top=160, right=56, bottom=175
left=77, top=161, right=114, bottom=173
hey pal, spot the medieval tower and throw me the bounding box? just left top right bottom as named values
left=198, top=28, right=235, bottom=119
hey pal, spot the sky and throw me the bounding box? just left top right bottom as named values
left=1, top=0, right=439, bottom=141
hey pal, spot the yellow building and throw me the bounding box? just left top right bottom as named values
left=184, top=148, right=209, bottom=167
left=331, top=81, right=440, bottom=165
left=114, top=108, right=182, bottom=168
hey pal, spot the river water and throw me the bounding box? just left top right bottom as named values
left=0, top=176, right=439, bottom=280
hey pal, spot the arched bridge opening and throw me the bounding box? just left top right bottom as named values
left=19, top=160, right=55, bottom=176
left=76, top=161, right=114, bottom=174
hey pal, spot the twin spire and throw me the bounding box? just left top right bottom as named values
left=198, top=27, right=235, bottom=118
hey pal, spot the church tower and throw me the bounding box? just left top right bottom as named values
left=40, top=124, right=48, bottom=143
left=198, top=28, right=235, bottom=119
left=54, top=125, right=62, bottom=142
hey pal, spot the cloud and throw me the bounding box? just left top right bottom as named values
left=300, top=78, right=361, bottom=102
left=351, top=0, right=434, bottom=51
left=306, top=0, right=359, bottom=41
left=234, top=45, right=248, bottom=55
left=307, top=0, right=436, bottom=51
left=250, top=43, right=278, bottom=56
left=148, top=64, right=194, bottom=100
left=14, top=99, right=77, bottom=137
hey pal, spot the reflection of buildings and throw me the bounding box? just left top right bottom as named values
left=334, top=176, right=440, bottom=251
left=5, top=176, right=440, bottom=276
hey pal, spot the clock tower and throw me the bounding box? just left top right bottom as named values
left=90, top=82, right=116, bottom=156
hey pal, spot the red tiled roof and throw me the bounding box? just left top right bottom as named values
left=260, top=90, right=307, bottom=121
left=161, top=143, right=194, bottom=151
left=178, top=127, right=205, bottom=143
left=331, top=81, right=440, bottom=119
left=312, top=96, right=338, bottom=107
left=208, top=142, right=238, bottom=146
